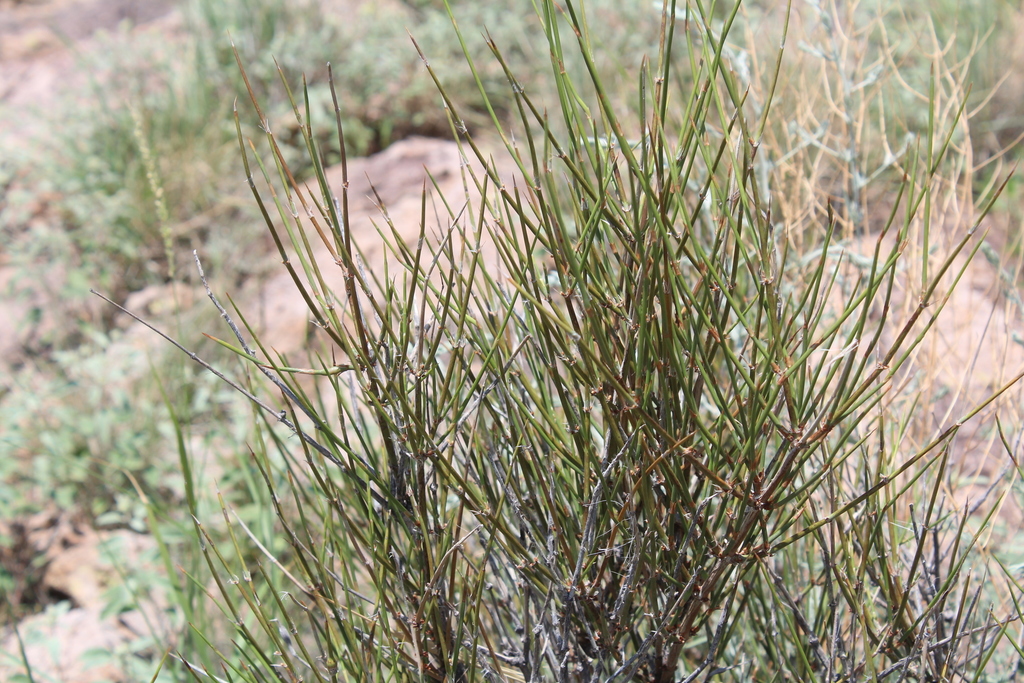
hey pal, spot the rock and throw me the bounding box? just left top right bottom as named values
left=42, top=527, right=156, bottom=611
left=250, top=137, right=472, bottom=358
left=0, top=511, right=173, bottom=683
left=0, top=604, right=126, bottom=683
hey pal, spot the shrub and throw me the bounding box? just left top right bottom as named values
left=126, top=0, right=1024, bottom=680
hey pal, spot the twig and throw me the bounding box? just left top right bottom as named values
left=876, top=616, right=1023, bottom=680
left=89, top=288, right=388, bottom=510
left=193, top=252, right=365, bottom=470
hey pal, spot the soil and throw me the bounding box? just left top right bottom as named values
left=0, top=0, right=178, bottom=126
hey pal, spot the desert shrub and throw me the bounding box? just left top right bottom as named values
left=155, top=0, right=1024, bottom=681
left=0, top=0, right=668, bottom=644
